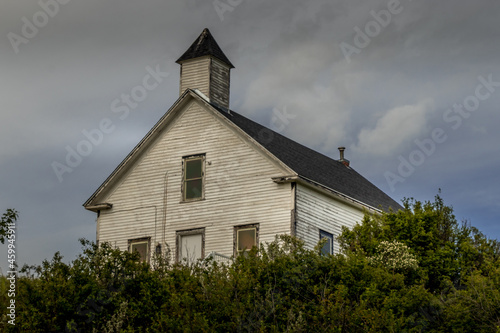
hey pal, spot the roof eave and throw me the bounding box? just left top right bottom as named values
left=272, top=175, right=384, bottom=213
left=85, top=203, right=113, bottom=212
left=176, top=55, right=235, bottom=69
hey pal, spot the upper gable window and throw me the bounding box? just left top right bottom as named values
left=182, top=154, right=205, bottom=201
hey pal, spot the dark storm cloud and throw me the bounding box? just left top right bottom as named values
left=1, top=0, right=499, bottom=273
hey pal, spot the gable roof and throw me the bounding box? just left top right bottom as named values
left=176, top=28, right=234, bottom=68
left=210, top=104, right=402, bottom=212
left=84, top=89, right=292, bottom=209
left=84, top=89, right=401, bottom=212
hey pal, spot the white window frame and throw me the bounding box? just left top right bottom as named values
left=319, top=230, right=333, bottom=255
left=128, top=237, right=150, bottom=263
left=176, top=228, right=205, bottom=263
left=234, top=224, right=259, bottom=256
left=181, top=154, right=206, bottom=202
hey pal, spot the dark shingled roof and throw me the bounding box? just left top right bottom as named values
left=210, top=103, right=402, bottom=212
left=176, top=28, right=234, bottom=68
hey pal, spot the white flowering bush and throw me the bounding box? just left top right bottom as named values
left=369, top=240, right=418, bottom=271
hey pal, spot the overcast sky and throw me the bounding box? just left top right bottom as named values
left=1, top=0, right=499, bottom=273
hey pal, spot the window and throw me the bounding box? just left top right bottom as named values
left=319, top=230, right=333, bottom=255
left=129, top=238, right=150, bottom=262
left=182, top=155, right=205, bottom=201
left=234, top=224, right=258, bottom=256
left=177, top=229, right=205, bottom=264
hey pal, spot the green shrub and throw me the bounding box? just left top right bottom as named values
left=1, top=197, right=499, bottom=332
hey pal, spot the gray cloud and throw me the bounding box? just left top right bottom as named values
left=1, top=0, right=499, bottom=273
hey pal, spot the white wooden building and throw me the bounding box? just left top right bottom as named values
left=84, top=29, right=401, bottom=263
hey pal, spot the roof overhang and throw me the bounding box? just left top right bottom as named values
left=85, top=203, right=113, bottom=212
left=272, top=175, right=382, bottom=214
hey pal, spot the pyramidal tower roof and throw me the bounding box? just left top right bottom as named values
left=176, top=28, right=234, bottom=68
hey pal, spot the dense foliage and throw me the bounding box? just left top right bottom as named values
left=1, top=197, right=499, bottom=332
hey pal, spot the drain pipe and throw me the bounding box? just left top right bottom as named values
left=162, top=171, right=169, bottom=252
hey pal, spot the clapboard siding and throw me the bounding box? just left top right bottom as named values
left=99, top=206, right=157, bottom=258
left=179, top=57, right=211, bottom=97
left=295, top=184, right=365, bottom=253
left=97, top=100, right=293, bottom=260
left=210, top=58, right=230, bottom=109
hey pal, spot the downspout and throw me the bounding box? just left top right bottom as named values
left=96, top=212, right=99, bottom=246
left=291, top=182, right=297, bottom=236
left=162, top=171, right=169, bottom=250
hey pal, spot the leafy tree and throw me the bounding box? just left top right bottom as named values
left=2, top=198, right=500, bottom=332
left=338, top=195, right=500, bottom=331
left=0, top=209, right=18, bottom=244
left=368, top=240, right=419, bottom=272
left=338, top=195, right=500, bottom=292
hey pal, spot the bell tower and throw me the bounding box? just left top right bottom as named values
left=176, top=28, right=234, bottom=110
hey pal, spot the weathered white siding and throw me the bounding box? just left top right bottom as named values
left=295, top=184, right=365, bottom=253
left=179, top=57, right=211, bottom=97
left=209, top=58, right=230, bottom=109
left=98, top=100, right=293, bottom=260
left=180, top=57, right=231, bottom=110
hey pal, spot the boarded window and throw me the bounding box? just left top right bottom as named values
left=183, top=155, right=204, bottom=200
left=319, top=230, right=333, bottom=255
left=177, top=229, right=205, bottom=264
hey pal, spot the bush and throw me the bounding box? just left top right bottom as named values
left=1, top=197, right=499, bottom=332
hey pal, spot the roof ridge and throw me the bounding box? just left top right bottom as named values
left=212, top=104, right=402, bottom=211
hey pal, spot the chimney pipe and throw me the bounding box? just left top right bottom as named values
left=338, top=147, right=350, bottom=167
left=338, top=147, right=345, bottom=160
